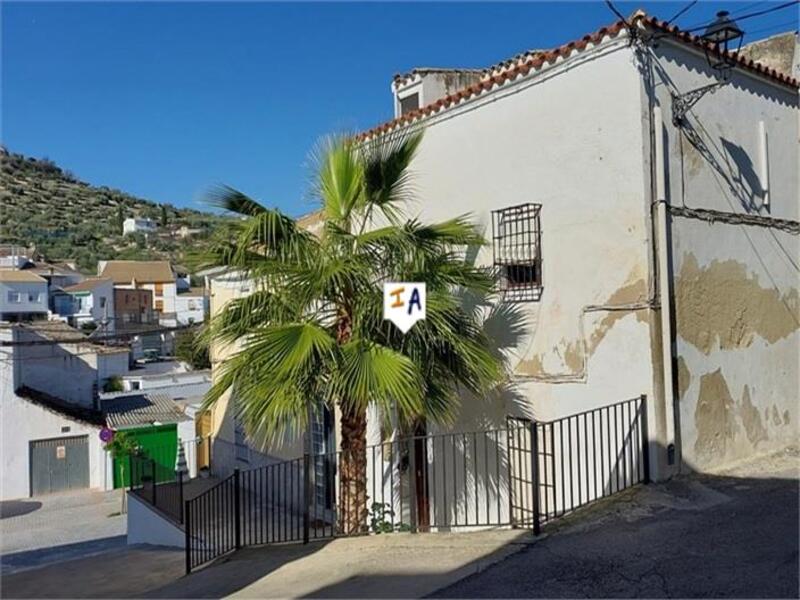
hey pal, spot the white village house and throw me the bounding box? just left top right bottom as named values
left=55, top=277, right=116, bottom=332
left=0, top=322, right=129, bottom=499
left=205, top=11, right=798, bottom=495
left=0, top=270, right=48, bottom=322
left=122, top=217, right=158, bottom=235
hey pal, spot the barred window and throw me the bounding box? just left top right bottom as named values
left=491, top=203, right=542, bottom=302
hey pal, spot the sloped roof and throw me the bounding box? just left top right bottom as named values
left=0, top=270, right=47, bottom=283
left=16, top=386, right=105, bottom=427
left=102, top=392, right=191, bottom=428
left=359, top=12, right=799, bottom=142
left=63, top=277, right=112, bottom=293
left=99, top=261, right=174, bottom=284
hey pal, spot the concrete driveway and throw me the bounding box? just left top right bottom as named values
left=0, top=489, right=126, bottom=575
left=434, top=448, right=799, bottom=598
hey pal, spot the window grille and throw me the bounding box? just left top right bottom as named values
left=491, top=203, right=542, bottom=302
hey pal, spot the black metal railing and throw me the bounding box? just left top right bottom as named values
left=128, top=438, right=211, bottom=524
left=184, top=396, right=649, bottom=573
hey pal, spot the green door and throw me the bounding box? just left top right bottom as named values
left=112, top=424, right=178, bottom=488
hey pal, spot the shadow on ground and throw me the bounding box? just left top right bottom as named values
left=1, top=535, right=127, bottom=576
left=2, top=452, right=798, bottom=599
left=428, top=468, right=799, bottom=598
left=0, top=501, right=43, bottom=520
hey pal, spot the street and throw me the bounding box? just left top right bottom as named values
left=433, top=449, right=800, bottom=598
left=0, top=489, right=126, bottom=575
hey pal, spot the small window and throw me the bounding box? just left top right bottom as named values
left=154, top=283, right=164, bottom=297
left=492, top=203, right=542, bottom=302
left=131, top=381, right=141, bottom=390
left=99, top=297, right=107, bottom=308
left=399, top=92, right=420, bottom=116
left=8, top=292, right=23, bottom=303
left=154, top=299, right=164, bottom=312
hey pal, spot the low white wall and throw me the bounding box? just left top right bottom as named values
left=127, top=492, right=185, bottom=548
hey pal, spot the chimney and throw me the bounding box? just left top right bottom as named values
left=391, top=69, right=483, bottom=118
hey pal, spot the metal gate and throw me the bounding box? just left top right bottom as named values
left=29, top=435, right=90, bottom=496
left=186, top=396, right=650, bottom=574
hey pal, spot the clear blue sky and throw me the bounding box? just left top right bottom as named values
left=3, top=2, right=796, bottom=217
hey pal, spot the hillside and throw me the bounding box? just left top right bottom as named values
left=0, top=148, right=228, bottom=272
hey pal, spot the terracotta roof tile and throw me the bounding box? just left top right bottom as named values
left=359, top=12, right=798, bottom=142
left=99, top=261, right=174, bottom=284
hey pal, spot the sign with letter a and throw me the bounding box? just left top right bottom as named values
left=383, top=282, right=426, bottom=334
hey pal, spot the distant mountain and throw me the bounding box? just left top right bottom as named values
left=0, top=147, right=228, bottom=272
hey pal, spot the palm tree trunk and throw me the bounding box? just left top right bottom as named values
left=338, top=403, right=368, bottom=535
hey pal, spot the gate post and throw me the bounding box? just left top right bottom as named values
left=151, top=458, right=157, bottom=506
left=177, top=470, right=184, bottom=524
left=303, top=453, right=311, bottom=544
left=530, top=422, right=541, bottom=536
left=234, top=468, right=242, bottom=549
left=640, top=395, right=651, bottom=484
left=184, top=500, right=191, bottom=575
left=408, top=438, right=418, bottom=533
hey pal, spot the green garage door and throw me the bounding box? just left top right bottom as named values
left=113, top=424, right=178, bottom=488
left=30, top=436, right=90, bottom=496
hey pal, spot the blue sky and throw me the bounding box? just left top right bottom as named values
left=3, top=2, right=796, bottom=217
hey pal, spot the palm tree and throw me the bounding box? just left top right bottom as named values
left=199, top=131, right=506, bottom=533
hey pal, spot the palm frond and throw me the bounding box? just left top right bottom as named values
left=207, top=185, right=268, bottom=216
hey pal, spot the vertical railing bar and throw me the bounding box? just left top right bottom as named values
left=495, top=430, right=501, bottom=525
left=584, top=413, right=590, bottom=503
left=592, top=410, right=599, bottom=500
left=530, top=422, right=541, bottom=535
left=559, top=420, right=565, bottom=517
left=567, top=418, right=574, bottom=512
left=440, top=436, right=450, bottom=526
left=473, top=432, right=479, bottom=526
left=483, top=432, right=489, bottom=525
left=550, top=422, right=556, bottom=521
left=451, top=434, right=457, bottom=528
left=614, top=404, right=620, bottom=493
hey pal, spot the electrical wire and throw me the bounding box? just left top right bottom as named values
left=666, top=0, right=699, bottom=25
left=682, top=1, right=799, bottom=33
left=604, top=0, right=630, bottom=25
left=0, top=322, right=200, bottom=346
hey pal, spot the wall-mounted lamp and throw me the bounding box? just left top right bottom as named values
left=702, top=10, right=745, bottom=75
left=671, top=11, right=745, bottom=126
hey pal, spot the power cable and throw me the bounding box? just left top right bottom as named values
left=682, top=1, right=799, bottom=33
left=667, top=0, right=699, bottom=25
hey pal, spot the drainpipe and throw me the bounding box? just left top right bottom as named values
left=653, top=105, right=677, bottom=469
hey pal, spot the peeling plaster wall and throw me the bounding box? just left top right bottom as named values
left=401, top=43, right=655, bottom=433
left=652, top=41, right=800, bottom=471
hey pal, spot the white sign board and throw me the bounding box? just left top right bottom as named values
left=383, top=282, right=426, bottom=334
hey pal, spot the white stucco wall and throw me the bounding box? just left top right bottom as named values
left=126, top=492, right=185, bottom=548
left=393, top=41, right=655, bottom=431
left=0, top=280, right=48, bottom=316
left=0, top=390, right=106, bottom=500
left=175, top=294, right=207, bottom=325
left=650, top=39, right=800, bottom=471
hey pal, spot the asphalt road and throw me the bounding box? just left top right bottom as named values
left=433, top=450, right=799, bottom=598
left=0, top=489, right=126, bottom=575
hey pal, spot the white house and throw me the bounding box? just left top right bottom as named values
left=175, top=289, right=208, bottom=325
left=99, top=261, right=177, bottom=321
left=206, top=10, right=798, bottom=501
left=0, top=270, right=48, bottom=322
left=0, top=322, right=129, bottom=499
left=122, top=217, right=158, bottom=235
left=57, top=277, right=115, bottom=332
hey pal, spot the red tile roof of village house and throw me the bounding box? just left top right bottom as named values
left=359, top=12, right=799, bottom=142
